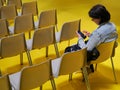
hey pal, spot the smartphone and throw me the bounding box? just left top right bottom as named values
left=78, top=30, right=86, bottom=39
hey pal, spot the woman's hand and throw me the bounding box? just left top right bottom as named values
left=82, top=30, right=91, bottom=37
left=76, top=31, right=82, bottom=38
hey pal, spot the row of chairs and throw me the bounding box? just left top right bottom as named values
left=0, top=26, right=60, bottom=73
left=0, top=0, right=38, bottom=22
left=0, top=48, right=90, bottom=90
left=0, top=11, right=80, bottom=44
left=0, top=40, right=117, bottom=90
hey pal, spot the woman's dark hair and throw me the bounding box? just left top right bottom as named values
left=88, top=4, right=110, bottom=24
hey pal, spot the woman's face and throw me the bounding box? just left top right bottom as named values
left=91, top=18, right=101, bottom=25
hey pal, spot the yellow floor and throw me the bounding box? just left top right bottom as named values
left=0, top=0, right=120, bottom=90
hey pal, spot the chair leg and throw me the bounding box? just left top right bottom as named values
left=26, top=50, right=33, bottom=66
left=110, top=57, right=117, bottom=83
left=82, top=67, right=91, bottom=90
left=55, top=25, right=59, bottom=32
left=69, top=73, right=72, bottom=81
left=46, top=46, right=48, bottom=57
left=0, top=69, right=2, bottom=76
left=50, top=78, right=56, bottom=90
left=95, top=64, right=97, bottom=71
left=29, top=32, right=31, bottom=39
left=40, top=85, right=42, bottom=90
left=20, top=53, right=23, bottom=65
left=54, top=43, right=60, bottom=58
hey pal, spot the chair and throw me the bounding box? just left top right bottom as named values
left=7, top=0, right=22, bottom=10
left=34, top=9, right=58, bottom=31
left=89, top=41, right=117, bottom=83
left=8, top=14, right=34, bottom=38
left=1, top=0, right=6, bottom=5
left=55, top=19, right=80, bottom=46
left=52, top=48, right=90, bottom=90
left=9, top=59, right=56, bottom=90
left=0, top=0, right=3, bottom=8
left=0, top=33, right=33, bottom=74
left=0, top=74, right=12, bottom=90
left=26, top=26, right=59, bottom=58
left=0, top=18, right=10, bottom=38
left=0, top=5, right=17, bottom=21
left=18, top=1, right=38, bottom=17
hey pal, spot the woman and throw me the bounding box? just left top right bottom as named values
left=66, top=4, right=118, bottom=72
left=76, top=4, right=118, bottom=72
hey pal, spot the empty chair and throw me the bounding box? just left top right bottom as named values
left=0, top=74, right=12, bottom=90
left=9, top=59, right=56, bottom=90
left=52, top=48, right=90, bottom=90
left=0, top=18, right=10, bottom=38
left=26, top=26, right=59, bottom=58
left=18, top=1, right=38, bottom=17
left=0, top=33, right=33, bottom=74
left=8, top=14, right=34, bottom=38
left=55, top=19, right=80, bottom=45
left=0, top=5, right=17, bottom=21
left=7, top=0, right=22, bottom=10
left=0, top=0, right=4, bottom=7
left=1, top=0, right=6, bottom=5
left=34, top=9, right=58, bottom=31
left=89, top=41, right=117, bottom=83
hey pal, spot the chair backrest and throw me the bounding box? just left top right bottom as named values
left=0, top=33, right=26, bottom=58
left=0, top=18, right=9, bottom=38
left=0, top=74, right=11, bottom=90
left=14, top=14, right=34, bottom=34
left=21, top=1, right=38, bottom=16
left=1, top=0, right=6, bottom=4
left=60, top=19, right=80, bottom=42
left=90, top=41, right=115, bottom=64
left=32, top=26, right=55, bottom=49
left=20, top=59, right=52, bottom=90
left=38, top=9, right=57, bottom=28
left=59, top=48, right=87, bottom=75
left=0, top=0, right=3, bottom=8
left=7, top=0, right=22, bottom=9
left=0, top=5, right=17, bottom=20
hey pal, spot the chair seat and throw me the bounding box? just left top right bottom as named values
left=8, top=26, right=14, bottom=34
left=51, top=57, right=62, bottom=77
left=26, top=39, right=33, bottom=50
left=9, top=72, right=21, bottom=90
left=34, top=20, right=39, bottom=29
left=17, top=12, right=21, bottom=16
left=55, top=31, right=61, bottom=43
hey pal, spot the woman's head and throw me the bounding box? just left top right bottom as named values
left=88, top=4, right=110, bottom=25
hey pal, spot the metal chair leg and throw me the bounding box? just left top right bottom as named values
left=40, top=85, right=42, bottom=90
left=110, top=57, right=117, bottom=83
left=46, top=46, right=48, bottom=57
left=50, top=78, right=56, bottom=90
left=20, top=53, right=23, bottom=65
left=54, top=43, right=60, bottom=58
left=82, top=67, right=91, bottom=90
left=69, top=73, right=72, bottom=81
left=26, top=50, right=33, bottom=66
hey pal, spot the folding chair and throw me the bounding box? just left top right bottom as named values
left=26, top=26, right=59, bottom=58
left=34, top=9, right=58, bottom=31
left=0, top=74, right=12, bottom=90
left=52, top=48, right=90, bottom=90
left=0, top=33, right=33, bottom=74
left=55, top=19, right=80, bottom=46
left=89, top=40, right=117, bottom=83
left=0, top=18, right=10, bottom=38
left=9, top=59, right=56, bottom=90
left=8, top=14, right=34, bottom=38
